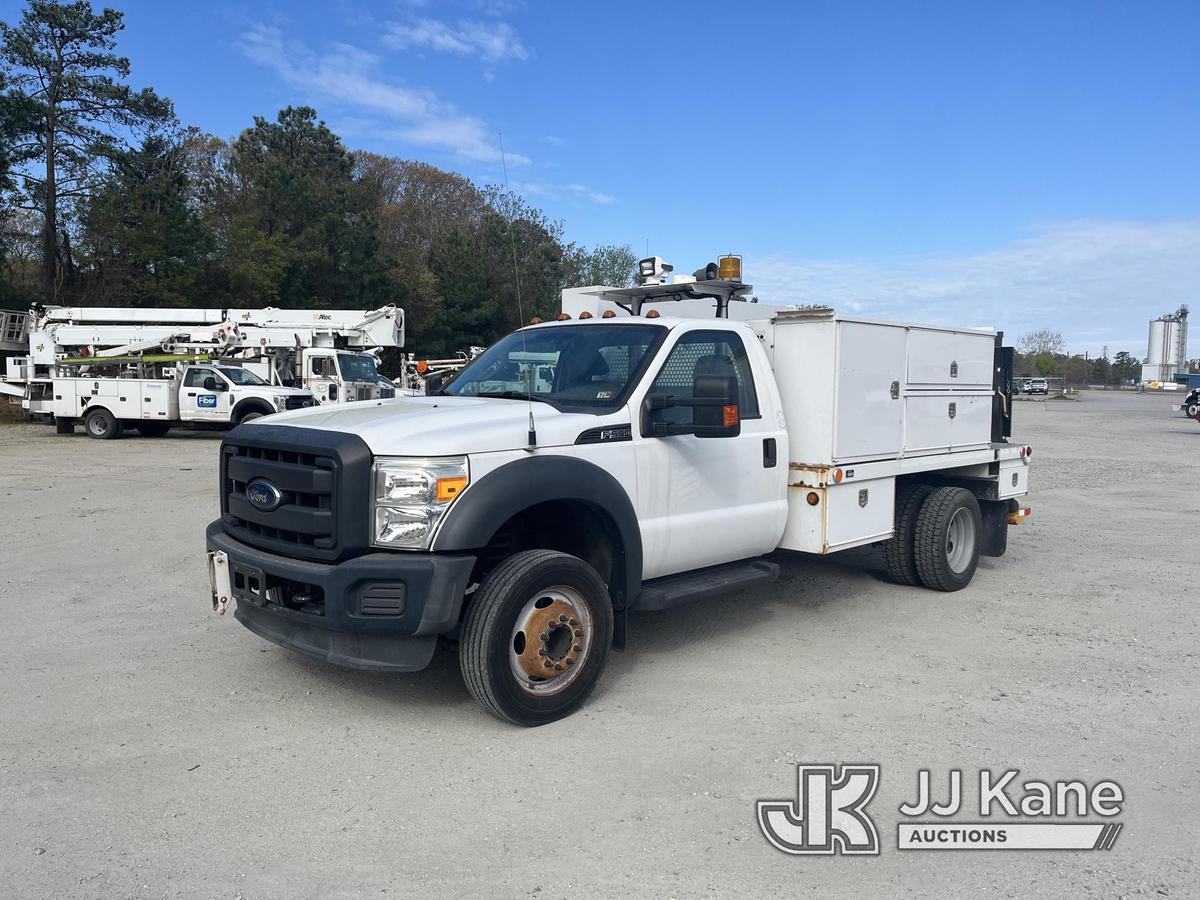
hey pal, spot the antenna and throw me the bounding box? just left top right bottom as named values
left=498, top=133, right=536, bottom=448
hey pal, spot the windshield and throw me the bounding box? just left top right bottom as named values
left=441, top=323, right=665, bottom=409
left=338, top=352, right=380, bottom=382
left=217, top=367, right=267, bottom=385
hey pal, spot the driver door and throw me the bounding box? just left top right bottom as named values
left=633, top=329, right=787, bottom=579
left=181, top=366, right=229, bottom=423
left=305, top=353, right=339, bottom=404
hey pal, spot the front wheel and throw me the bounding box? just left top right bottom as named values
left=132, top=421, right=171, bottom=437
left=460, top=549, right=613, bottom=726
left=1187, top=402, right=1199, bottom=419
left=914, top=487, right=982, bottom=592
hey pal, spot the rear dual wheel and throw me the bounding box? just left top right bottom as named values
left=885, top=485, right=982, bottom=592
left=83, top=408, right=121, bottom=440
left=460, top=550, right=613, bottom=726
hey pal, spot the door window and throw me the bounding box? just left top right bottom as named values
left=310, top=357, right=333, bottom=377
left=647, top=331, right=760, bottom=425
left=184, top=367, right=216, bottom=388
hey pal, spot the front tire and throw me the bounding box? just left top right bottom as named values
left=83, top=408, right=121, bottom=440
left=1187, top=402, right=1199, bottom=419
left=237, top=411, right=266, bottom=424
left=460, top=549, right=613, bottom=726
left=914, top=487, right=982, bottom=592
left=132, top=421, right=171, bottom=437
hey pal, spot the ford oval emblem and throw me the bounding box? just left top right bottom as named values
left=245, top=479, right=283, bottom=511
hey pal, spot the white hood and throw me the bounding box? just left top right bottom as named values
left=252, top=394, right=620, bottom=455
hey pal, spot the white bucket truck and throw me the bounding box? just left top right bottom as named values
left=3, top=304, right=406, bottom=436
left=206, top=256, right=1032, bottom=725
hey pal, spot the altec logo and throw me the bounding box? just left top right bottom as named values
left=758, top=766, right=1124, bottom=855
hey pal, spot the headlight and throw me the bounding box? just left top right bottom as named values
left=371, top=456, right=469, bottom=549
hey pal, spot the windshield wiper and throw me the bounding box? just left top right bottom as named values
left=475, top=390, right=553, bottom=404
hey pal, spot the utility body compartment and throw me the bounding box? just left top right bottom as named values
left=768, top=309, right=996, bottom=466
left=766, top=309, right=1003, bottom=554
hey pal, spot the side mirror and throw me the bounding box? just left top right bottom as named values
left=328, top=384, right=338, bottom=402
left=642, top=373, right=741, bottom=438
left=203, top=376, right=218, bottom=391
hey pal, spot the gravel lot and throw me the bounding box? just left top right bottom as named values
left=1, top=391, right=1196, bottom=898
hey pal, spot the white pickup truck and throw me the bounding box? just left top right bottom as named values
left=50, top=362, right=316, bottom=438
left=206, top=268, right=1032, bottom=725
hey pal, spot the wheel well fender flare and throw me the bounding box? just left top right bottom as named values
left=432, top=455, right=642, bottom=608
left=231, top=397, right=274, bottom=422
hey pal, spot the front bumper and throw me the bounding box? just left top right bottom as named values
left=206, top=522, right=475, bottom=672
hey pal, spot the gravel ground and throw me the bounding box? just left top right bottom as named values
left=1, top=391, right=1196, bottom=899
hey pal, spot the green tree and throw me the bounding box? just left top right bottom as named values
left=1, top=0, right=173, bottom=303
left=1112, top=350, right=1139, bottom=384
left=561, top=242, right=638, bottom=288
left=76, top=134, right=215, bottom=306
left=1033, top=352, right=1060, bottom=377
left=1062, top=355, right=1089, bottom=388
left=224, top=106, right=392, bottom=308
left=1090, top=356, right=1111, bottom=387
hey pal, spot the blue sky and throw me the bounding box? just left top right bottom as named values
left=23, top=0, right=1200, bottom=356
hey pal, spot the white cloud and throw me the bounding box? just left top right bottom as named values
left=237, top=24, right=528, bottom=165
left=513, top=180, right=618, bottom=206
left=384, top=18, right=528, bottom=64
left=748, top=220, right=1200, bottom=355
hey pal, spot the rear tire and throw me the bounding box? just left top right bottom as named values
left=83, top=408, right=120, bottom=440
left=882, top=482, right=933, bottom=586
left=914, top=487, right=982, bottom=592
left=132, top=421, right=170, bottom=437
left=460, top=549, right=613, bottom=726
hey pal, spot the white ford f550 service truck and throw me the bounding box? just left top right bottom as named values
left=206, top=260, right=1032, bottom=725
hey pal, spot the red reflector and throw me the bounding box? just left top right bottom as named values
left=1026, top=446, right=1033, bottom=458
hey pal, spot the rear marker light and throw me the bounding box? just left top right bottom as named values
left=579, top=310, right=593, bottom=319
left=807, top=492, right=820, bottom=506
left=602, top=310, right=617, bottom=318
left=558, top=313, right=572, bottom=320
left=833, top=468, right=844, bottom=483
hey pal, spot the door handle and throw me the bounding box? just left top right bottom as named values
left=763, top=438, right=777, bottom=468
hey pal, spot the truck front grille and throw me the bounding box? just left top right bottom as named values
left=219, top=426, right=372, bottom=563
left=283, top=395, right=315, bottom=410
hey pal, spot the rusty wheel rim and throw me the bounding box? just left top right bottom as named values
left=509, top=586, right=592, bottom=696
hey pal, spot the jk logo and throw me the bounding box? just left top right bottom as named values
left=757, top=764, right=881, bottom=855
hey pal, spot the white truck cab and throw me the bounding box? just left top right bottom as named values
left=299, top=348, right=394, bottom=404
left=206, top=259, right=1033, bottom=726
left=50, top=362, right=316, bottom=439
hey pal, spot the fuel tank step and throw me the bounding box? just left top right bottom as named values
left=632, top=559, right=781, bottom=612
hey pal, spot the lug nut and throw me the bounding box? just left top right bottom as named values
left=559, top=615, right=568, bottom=623
left=554, top=664, right=563, bottom=671
left=565, top=658, right=574, bottom=666
left=574, top=629, right=583, bottom=637
left=573, top=644, right=582, bottom=652
left=538, top=648, right=547, bottom=656
left=544, top=660, right=554, bottom=669
left=569, top=618, right=578, bottom=626
left=540, top=632, right=548, bottom=641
